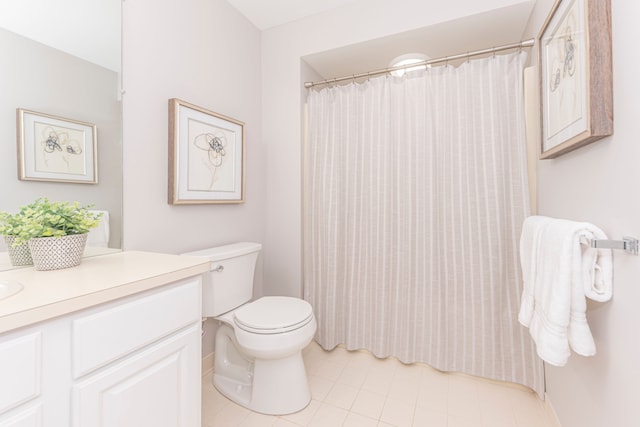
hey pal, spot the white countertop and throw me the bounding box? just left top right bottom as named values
left=0, top=251, right=210, bottom=334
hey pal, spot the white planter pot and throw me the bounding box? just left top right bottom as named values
left=28, top=234, right=88, bottom=271
left=4, top=235, right=33, bottom=266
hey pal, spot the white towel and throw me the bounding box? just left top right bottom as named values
left=518, top=216, right=613, bottom=366
left=518, top=215, right=552, bottom=327
left=86, top=210, right=110, bottom=247
left=580, top=226, right=613, bottom=302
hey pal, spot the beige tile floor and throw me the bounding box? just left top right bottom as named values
left=202, top=341, right=553, bottom=427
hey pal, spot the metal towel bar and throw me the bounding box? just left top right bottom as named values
left=580, top=236, right=638, bottom=256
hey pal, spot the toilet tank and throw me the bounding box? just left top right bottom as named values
left=182, top=242, right=261, bottom=317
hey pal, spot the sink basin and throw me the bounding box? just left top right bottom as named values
left=0, top=279, right=23, bottom=301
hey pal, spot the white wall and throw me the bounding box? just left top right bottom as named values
left=121, top=0, right=263, bottom=355
left=261, top=0, right=535, bottom=297
left=122, top=0, right=263, bottom=255
left=524, top=1, right=640, bottom=426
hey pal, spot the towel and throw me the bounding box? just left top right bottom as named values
left=518, top=216, right=613, bottom=366
left=519, top=215, right=552, bottom=327
left=86, top=210, right=110, bottom=247
left=580, top=226, right=613, bottom=302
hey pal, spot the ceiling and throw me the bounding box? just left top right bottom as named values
left=0, top=1, right=535, bottom=80
left=302, top=1, right=535, bottom=81
left=0, top=0, right=120, bottom=71
left=225, top=0, right=361, bottom=30
left=225, top=0, right=536, bottom=82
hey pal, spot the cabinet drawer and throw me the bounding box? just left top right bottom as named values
left=0, top=333, right=41, bottom=414
left=72, top=278, right=201, bottom=378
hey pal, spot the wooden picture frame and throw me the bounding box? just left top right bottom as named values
left=17, top=109, right=98, bottom=183
left=168, top=98, right=245, bottom=204
left=538, top=0, right=613, bottom=159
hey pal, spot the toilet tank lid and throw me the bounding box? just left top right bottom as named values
left=181, top=242, right=262, bottom=261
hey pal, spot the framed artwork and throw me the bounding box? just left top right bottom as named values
left=538, top=0, right=612, bottom=159
left=168, top=98, right=245, bottom=204
left=17, top=109, right=98, bottom=183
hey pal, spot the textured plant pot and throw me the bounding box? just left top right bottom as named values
left=28, top=234, right=88, bottom=271
left=4, top=235, right=33, bottom=266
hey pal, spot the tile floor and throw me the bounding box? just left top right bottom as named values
left=201, top=341, right=553, bottom=427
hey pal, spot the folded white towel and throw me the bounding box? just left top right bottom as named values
left=518, top=216, right=613, bottom=366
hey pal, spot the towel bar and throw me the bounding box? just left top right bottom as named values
left=581, top=236, right=639, bottom=255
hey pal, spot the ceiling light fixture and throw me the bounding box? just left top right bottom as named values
left=390, top=53, right=430, bottom=77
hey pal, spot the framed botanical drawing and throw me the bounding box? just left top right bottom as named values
left=17, top=109, right=98, bottom=183
left=168, top=98, right=245, bottom=204
left=538, top=0, right=612, bottom=159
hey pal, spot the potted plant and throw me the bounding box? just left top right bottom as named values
left=4, top=198, right=102, bottom=270
left=0, top=209, right=33, bottom=266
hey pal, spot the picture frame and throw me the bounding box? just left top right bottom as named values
left=538, top=0, right=613, bottom=159
left=17, top=109, right=98, bottom=183
left=168, top=98, right=245, bottom=204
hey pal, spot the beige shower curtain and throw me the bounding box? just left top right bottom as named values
left=304, top=51, right=544, bottom=396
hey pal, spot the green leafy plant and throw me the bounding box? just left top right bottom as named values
left=0, top=210, right=27, bottom=237
left=0, top=198, right=102, bottom=246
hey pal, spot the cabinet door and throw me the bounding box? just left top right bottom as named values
left=71, top=323, right=201, bottom=427
left=0, top=332, right=41, bottom=414
left=0, top=405, right=42, bottom=427
left=0, top=317, right=72, bottom=427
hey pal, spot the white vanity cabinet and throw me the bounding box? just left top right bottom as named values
left=0, top=275, right=202, bottom=427
left=0, top=327, right=44, bottom=426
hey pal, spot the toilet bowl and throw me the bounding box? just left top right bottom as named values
left=181, top=243, right=317, bottom=415
left=214, top=296, right=317, bottom=414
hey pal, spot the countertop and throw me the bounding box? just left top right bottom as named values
left=0, top=250, right=210, bottom=334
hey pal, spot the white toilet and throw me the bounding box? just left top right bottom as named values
left=182, top=242, right=317, bottom=415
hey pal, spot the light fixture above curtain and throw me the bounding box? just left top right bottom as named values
left=389, top=53, right=430, bottom=76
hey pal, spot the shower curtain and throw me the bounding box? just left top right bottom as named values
left=304, top=51, right=544, bottom=395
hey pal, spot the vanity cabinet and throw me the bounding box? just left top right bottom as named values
left=0, top=276, right=202, bottom=427
left=0, top=329, right=44, bottom=426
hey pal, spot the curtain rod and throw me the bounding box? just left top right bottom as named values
left=304, top=38, right=535, bottom=89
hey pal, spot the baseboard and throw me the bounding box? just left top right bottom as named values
left=544, top=393, right=562, bottom=427
left=202, top=352, right=214, bottom=376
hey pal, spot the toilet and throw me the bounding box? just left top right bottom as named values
left=182, top=242, right=317, bottom=415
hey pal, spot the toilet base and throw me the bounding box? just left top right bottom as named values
left=212, top=325, right=312, bottom=415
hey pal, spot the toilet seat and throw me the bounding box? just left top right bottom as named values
left=233, top=296, right=314, bottom=334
